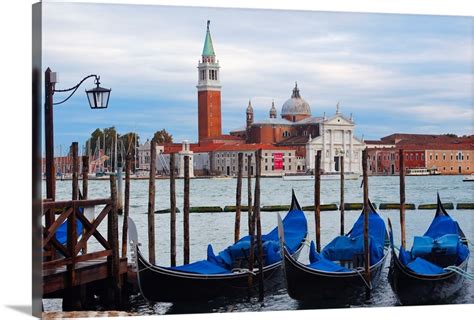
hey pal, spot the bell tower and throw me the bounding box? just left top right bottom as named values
left=197, top=20, right=222, bottom=142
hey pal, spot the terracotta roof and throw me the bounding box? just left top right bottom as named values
left=365, top=140, right=394, bottom=145
left=277, top=136, right=310, bottom=145
left=162, top=142, right=294, bottom=154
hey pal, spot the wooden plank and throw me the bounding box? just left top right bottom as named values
left=74, top=205, right=112, bottom=255
left=43, top=250, right=112, bottom=270
left=43, top=258, right=128, bottom=295
left=43, top=198, right=111, bottom=210
left=43, top=207, right=73, bottom=247
left=43, top=229, right=69, bottom=257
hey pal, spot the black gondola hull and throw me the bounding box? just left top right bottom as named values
left=283, top=247, right=388, bottom=301
left=137, top=244, right=304, bottom=302
left=388, top=251, right=468, bottom=305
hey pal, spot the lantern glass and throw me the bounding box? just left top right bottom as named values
left=86, top=85, right=111, bottom=109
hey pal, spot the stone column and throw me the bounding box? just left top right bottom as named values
left=349, top=130, right=353, bottom=172
left=330, top=129, right=334, bottom=172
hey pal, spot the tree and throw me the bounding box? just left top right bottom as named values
left=153, top=129, right=173, bottom=144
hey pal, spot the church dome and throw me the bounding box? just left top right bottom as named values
left=281, top=82, right=311, bottom=116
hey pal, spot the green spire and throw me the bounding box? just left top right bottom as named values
left=202, top=20, right=215, bottom=57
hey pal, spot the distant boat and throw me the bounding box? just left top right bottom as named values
left=462, top=174, right=474, bottom=182
left=387, top=194, right=470, bottom=305
left=282, top=172, right=360, bottom=181
left=406, top=168, right=440, bottom=176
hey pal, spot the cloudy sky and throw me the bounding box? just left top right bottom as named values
left=42, top=2, right=473, bottom=152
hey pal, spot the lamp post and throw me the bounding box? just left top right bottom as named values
left=44, top=67, right=111, bottom=200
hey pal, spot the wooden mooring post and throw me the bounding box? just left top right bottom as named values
left=121, top=154, right=131, bottom=258
left=147, top=139, right=156, bottom=264
left=81, top=155, right=89, bottom=254
left=399, top=148, right=406, bottom=249
left=314, top=151, right=321, bottom=252
left=108, top=174, right=122, bottom=308
left=234, top=153, right=243, bottom=243
left=63, top=142, right=80, bottom=311
left=340, top=155, right=345, bottom=236
left=183, top=155, right=190, bottom=265
left=170, top=153, right=177, bottom=266
left=254, top=149, right=264, bottom=303
left=362, top=148, right=371, bottom=298
left=247, top=153, right=254, bottom=299
left=82, top=156, right=89, bottom=199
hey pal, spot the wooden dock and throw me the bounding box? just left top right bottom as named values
left=42, top=175, right=131, bottom=310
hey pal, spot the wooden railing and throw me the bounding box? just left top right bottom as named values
left=42, top=198, right=113, bottom=269
left=42, top=175, right=120, bottom=290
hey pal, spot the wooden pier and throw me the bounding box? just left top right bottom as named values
left=42, top=177, right=131, bottom=310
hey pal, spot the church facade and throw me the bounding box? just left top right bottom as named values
left=151, top=21, right=366, bottom=176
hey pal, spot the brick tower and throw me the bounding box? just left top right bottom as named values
left=197, top=20, right=222, bottom=142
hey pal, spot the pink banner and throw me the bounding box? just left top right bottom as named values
left=274, top=153, right=283, bottom=170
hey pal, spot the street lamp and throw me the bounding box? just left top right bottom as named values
left=44, top=67, right=111, bottom=200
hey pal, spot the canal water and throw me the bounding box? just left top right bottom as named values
left=44, top=175, right=474, bottom=314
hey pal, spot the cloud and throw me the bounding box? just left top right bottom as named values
left=41, top=2, right=473, bottom=147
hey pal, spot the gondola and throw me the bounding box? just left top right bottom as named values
left=128, top=191, right=308, bottom=302
left=281, top=200, right=389, bottom=301
left=388, top=194, right=470, bottom=305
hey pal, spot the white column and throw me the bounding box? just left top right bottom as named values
left=342, top=130, right=346, bottom=173
left=349, top=130, right=353, bottom=172
left=330, top=129, right=334, bottom=172
left=321, top=124, right=326, bottom=172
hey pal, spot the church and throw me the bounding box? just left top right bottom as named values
left=160, top=20, right=366, bottom=176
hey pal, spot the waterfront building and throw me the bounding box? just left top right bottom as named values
left=137, top=139, right=163, bottom=171
left=305, top=108, right=365, bottom=174
left=366, top=134, right=474, bottom=175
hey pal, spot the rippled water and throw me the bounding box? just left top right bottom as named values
left=44, top=175, right=474, bottom=313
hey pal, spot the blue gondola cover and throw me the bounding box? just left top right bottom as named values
left=308, top=208, right=386, bottom=272
left=168, top=206, right=307, bottom=274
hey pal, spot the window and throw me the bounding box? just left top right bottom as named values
left=429, top=154, right=433, bottom=160
left=265, top=158, right=268, bottom=163
left=435, top=154, right=438, bottom=161
left=289, top=153, right=292, bottom=156
left=289, top=165, right=292, bottom=170
left=442, top=153, right=446, bottom=160
left=272, top=165, right=274, bottom=170
left=451, top=167, right=453, bottom=171
left=265, top=165, right=268, bottom=171
left=233, top=166, right=235, bottom=171
left=416, top=154, right=419, bottom=160
left=289, top=158, right=292, bottom=163
left=283, top=165, right=285, bottom=170
left=245, top=166, right=247, bottom=171
left=451, top=153, right=453, bottom=160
